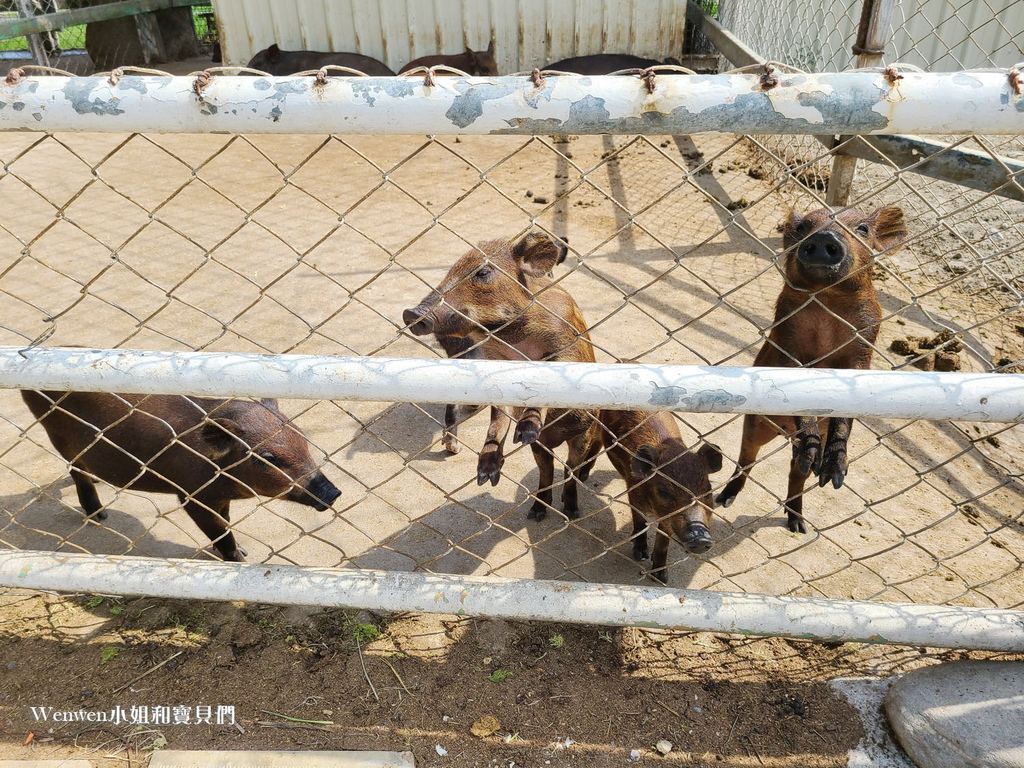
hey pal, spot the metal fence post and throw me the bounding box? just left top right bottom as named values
left=13, top=0, right=51, bottom=67
left=825, top=0, right=897, bottom=206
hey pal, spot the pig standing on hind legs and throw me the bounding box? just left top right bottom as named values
left=716, top=206, right=907, bottom=533
left=403, top=232, right=600, bottom=521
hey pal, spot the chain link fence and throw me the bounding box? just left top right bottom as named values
left=0, top=65, right=1021, bottom=638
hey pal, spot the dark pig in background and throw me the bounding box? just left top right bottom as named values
left=399, top=42, right=498, bottom=75
left=247, top=43, right=395, bottom=76
left=22, top=391, right=340, bottom=562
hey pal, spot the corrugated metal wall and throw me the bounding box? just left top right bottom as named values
left=716, top=0, right=1023, bottom=73
left=214, top=0, right=688, bottom=72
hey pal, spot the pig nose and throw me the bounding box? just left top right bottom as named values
left=798, top=230, right=845, bottom=266
left=685, top=521, right=713, bottom=554
left=403, top=306, right=434, bottom=336
left=305, top=473, right=340, bottom=511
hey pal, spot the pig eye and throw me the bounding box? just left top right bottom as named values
left=258, top=452, right=283, bottom=467
left=855, top=222, right=871, bottom=236
left=473, top=265, right=494, bottom=282
left=794, top=219, right=811, bottom=236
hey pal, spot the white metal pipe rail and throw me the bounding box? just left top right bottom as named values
left=1, top=551, right=1022, bottom=651
left=1, top=347, right=1022, bottom=422
left=1, top=71, right=1022, bottom=135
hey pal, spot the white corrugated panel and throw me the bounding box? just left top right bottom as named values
left=214, top=0, right=688, bottom=72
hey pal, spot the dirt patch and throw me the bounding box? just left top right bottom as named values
left=7, top=589, right=1020, bottom=767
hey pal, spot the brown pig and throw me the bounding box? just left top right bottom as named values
left=716, top=206, right=907, bottom=533
left=399, top=42, right=498, bottom=76
left=403, top=232, right=600, bottom=520
left=600, top=408, right=723, bottom=583
left=22, top=391, right=340, bottom=561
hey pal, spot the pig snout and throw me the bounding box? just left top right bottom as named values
left=798, top=230, right=846, bottom=268
left=287, top=471, right=341, bottom=511
left=403, top=304, right=435, bottom=336
left=684, top=521, right=713, bottom=554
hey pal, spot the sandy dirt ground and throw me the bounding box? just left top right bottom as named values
left=0, top=128, right=1020, bottom=606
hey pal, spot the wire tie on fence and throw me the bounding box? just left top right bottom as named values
left=315, top=68, right=329, bottom=87
left=760, top=64, right=778, bottom=90
left=5, top=68, right=24, bottom=86
left=193, top=71, right=211, bottom=97
left=641, top=68, right=657, bottom=94
left=423, top=68, right=436, bottom=88
left=1008, top=66, right=1023, bottom=96
left=530, top=68, right=545, bottom=88
left=884, top=66, right=904, bottom=86
left=108, top=68, right=122, bottom=86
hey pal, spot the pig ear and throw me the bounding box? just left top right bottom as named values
left=698, top=442, right=724, bottom=474
left=867, top=205, right=907, bottom=251
left=513, top=232, right=565, bottom=277
left=200, top=418, right=246, bottom=461
left=260, top=398, right=279, bottom=410
left=631, top=444, right=660, bottom=481
left=487, top=40, right=495, bottom=56
left=783, top=210, right=804, bottom=239
left=268, top=44, right=281, bottom=63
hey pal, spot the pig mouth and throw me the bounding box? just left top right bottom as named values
left=287, top=482, right=341, bottom=511
left=403, top=306, right=437, bottom=336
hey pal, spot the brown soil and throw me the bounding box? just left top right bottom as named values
left=5, top=589, right=1020, bottom=767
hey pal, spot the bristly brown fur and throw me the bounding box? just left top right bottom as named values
left=717, top=206, right=907, bottom=533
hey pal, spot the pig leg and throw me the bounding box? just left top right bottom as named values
left=716, top=414, right=780, bottom=508
left=182, top=497, right=245, bottom=562
left=513, top=407, right=543, bottom=446
left=576, top=432, right=602, bottom=483
left=70, top=466, right=107, bottom=521
left=650, top=524, right=671, bottom=584
left=629, top=499, right=649, bottom=562
left=527, top=439, right=557, bottom=522
left=784, top=455, right=811, bottom=534
left=560, top=429, right=598, bottom=520
left=477, top=406, right=511, bottom=487
left=792, top=415, right=823, bottom=477
left=818, top=417, right=852, bottom=489
left=439, top=337, right=482, bottom=454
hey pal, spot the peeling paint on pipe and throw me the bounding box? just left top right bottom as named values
left=1, top=347, right=1022, bottom=422
left=0, top=72, right=1022, bottom=135
left=1, top=551, right=1022, bottom=650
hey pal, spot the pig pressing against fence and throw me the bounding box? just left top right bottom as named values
left=716, top=206, right=907, bottom=533
left=600, top=407, right=723, bottom=583
left=403, top=232, right=600, bottom=520
left=22, top=392, right=340, bottom=561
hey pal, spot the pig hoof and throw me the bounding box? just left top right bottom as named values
left=236, top=545, right=248, bottom=557
left=562, top=506, right=579, bottom=521
left=223, top=549, right=246, bottom=562
left=513, top=421, right=539, bottom=445
left=477, top=457, right=503, bottom=486
left=442, top=434, right=460, bottom=454
left=85, top=509, right=108, bottom=522
left=715, top=491, right=735, bottom=508
left=527, top=505, right=547, bottom=522
left=650, top=569, right=668, bottom=585
left=632, top=544, right=649, bottom=562
left=787, top=515, right=807, bottom=534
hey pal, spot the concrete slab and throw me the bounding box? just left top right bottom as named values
left=148, top=752, right=415, bottom=768
left=0, top=763, right=93, bottom=767
left=884, top=660, right=1024, bottom=768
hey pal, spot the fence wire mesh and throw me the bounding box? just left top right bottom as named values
left=0, top=63, right=1021, bottom=614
